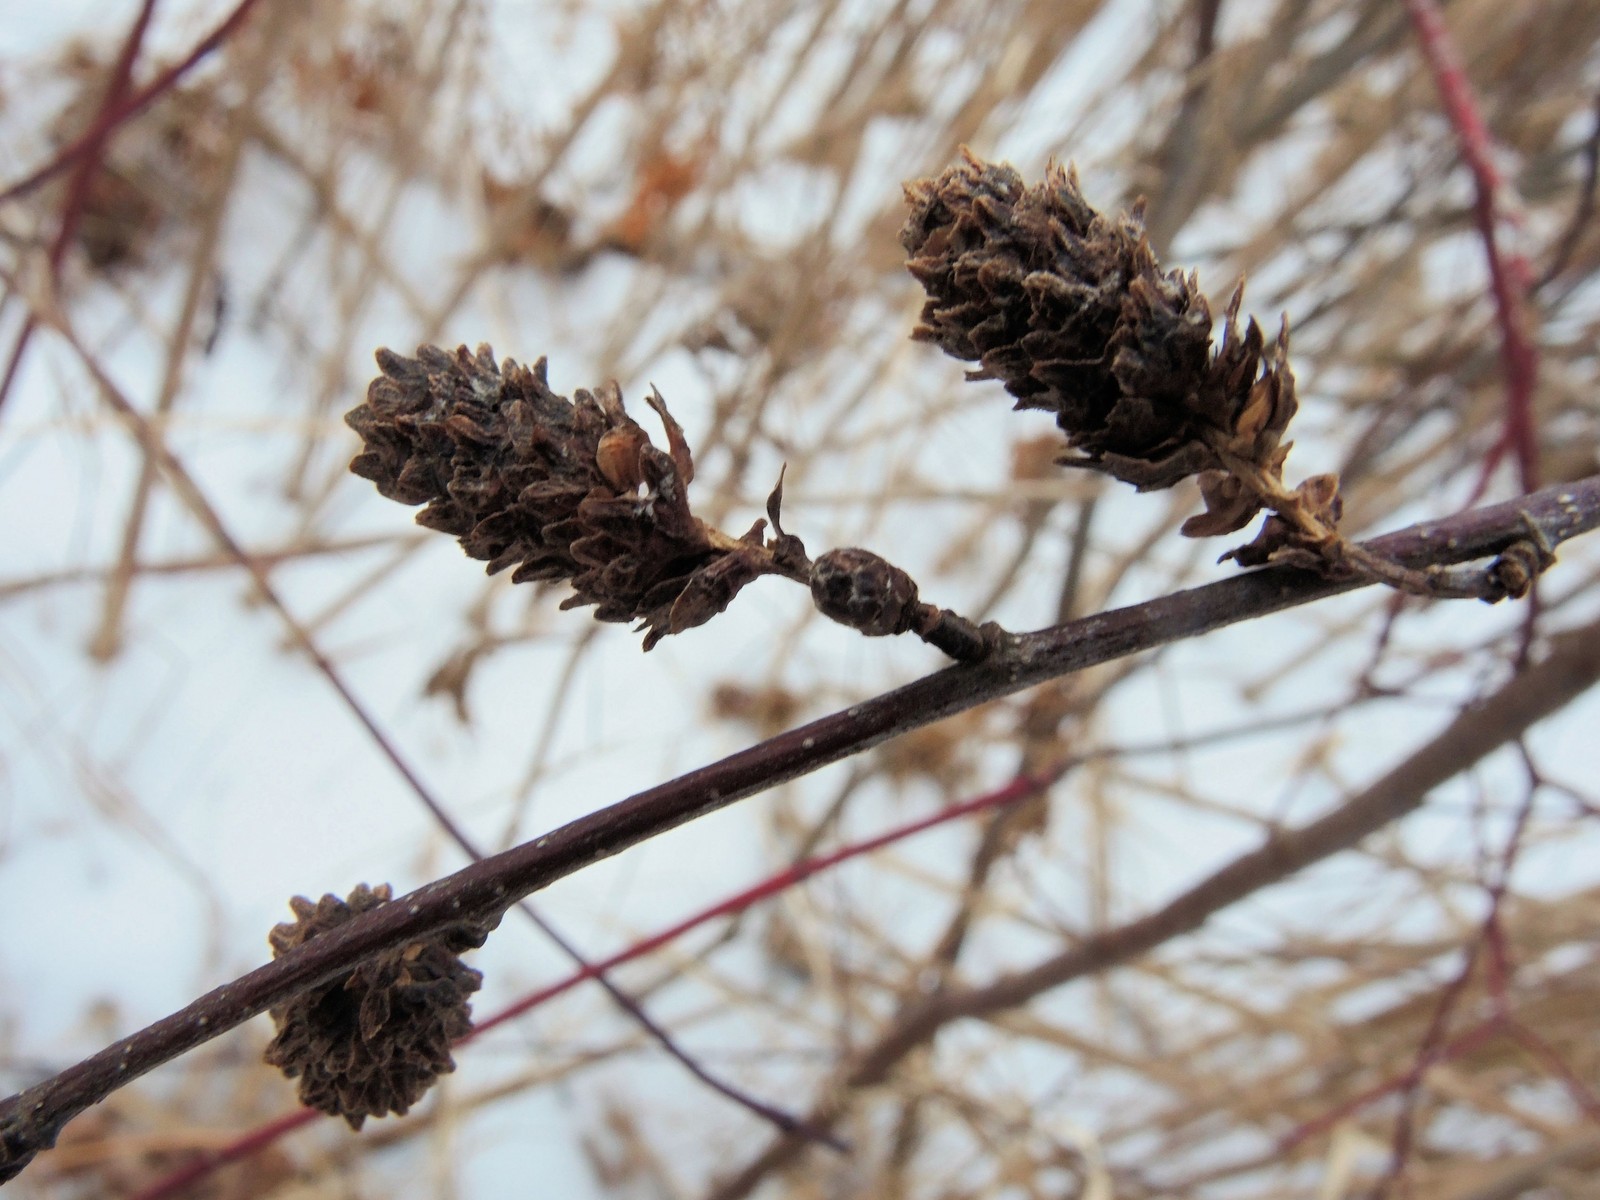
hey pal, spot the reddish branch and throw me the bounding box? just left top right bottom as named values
left=1369, top=762, right=1542, bottom=1184
left=1281, top=768, right=1545, bottom=1165
left=0, top=0, right=162, bottom=416
left=1276, top=1013, right=1600, bottom=1162
left=1404, top=0, right=1539, bottom=494
left=130, top=1109, right=319, bottom=1200
left=1278, top=1012, right=1530, bottom=1154
left=129, top=767, right=1066, bottom=1200
left=0, top=0, right=266, bottom=206
left=3, top=474, right=1599, bottom=1184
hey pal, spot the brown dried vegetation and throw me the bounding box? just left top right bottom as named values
left=3, top=1, right=1600, bottom=1198
left=347, top=343, right=810, bottom=649
left=262, top=885, right=487, bottom=1130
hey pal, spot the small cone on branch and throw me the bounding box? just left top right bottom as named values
left=808, top=548, right=923, bottom=638
left=901, top=150, right=1305, bottom=539
left=347, top=345, right=808, bottom=649
left=262, top=884, right=490, bottom=1129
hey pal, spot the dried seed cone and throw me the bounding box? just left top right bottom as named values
left=262, top=884, right=487, bottom=1129
left=347, top=344, right=778, bottom=648
left=902, top=151, right=1300, bottom=536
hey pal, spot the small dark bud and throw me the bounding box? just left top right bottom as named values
left=1486, top=535, right=1555, bottom=601
left=262, top=884, right=489, bottom=1129
left=809, top=548, right=922, bottom=637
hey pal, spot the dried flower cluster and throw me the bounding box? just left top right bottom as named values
left=262, top=884, right=487, bottom=1128
left=343, top=154, right=1508, bottom=655
left=347, top=348, right=1013, bottom=659
left=901, top=151, right=1331, bottom=544
left=347, top=345, right=809, bottom=649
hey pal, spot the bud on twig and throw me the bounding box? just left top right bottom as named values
left=810, top=548, right=1005, bottom=661
left=809, top=548, right=921, bottom=637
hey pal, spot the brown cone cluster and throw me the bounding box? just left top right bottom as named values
left=901, top=151, right=1302, bottom=538
left=262, top=884, right=487, bottom=1129
left=348, top=345, right=806, bottom=649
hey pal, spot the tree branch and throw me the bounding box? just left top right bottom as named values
left=9, top=265, right=823, bottom=1145
left=129, top=766, right=1067, bottom=1199
left=3, top=475, right=1599, bottom=1182
left=704, top=608, right=1600, bottom=1200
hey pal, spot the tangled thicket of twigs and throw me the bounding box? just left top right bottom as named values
left=3, top=0, right=1600, bottom=1198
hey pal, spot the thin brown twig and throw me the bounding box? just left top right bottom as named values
left=1536, top=86, right=1600, bottom=291
left=0, top=534, right=419, bottom=602
left=88, top=0, right=286, bottom=661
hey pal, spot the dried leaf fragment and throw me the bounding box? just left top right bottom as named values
left=1221, top=473, right=1344, bottom=568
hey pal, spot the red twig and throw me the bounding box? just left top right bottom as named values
left=0, top=0, right=266, bottom=207
left=127, top=766, right=1064, bottom=1200
left=1371, top=764, right=1538, bottom=1190
left=0, top=0, right=163, bottom=417
left=1278, top=1010, right=1600, bottom=1186
left=473, top=765, right=1064, bottom=1037
left=1282, top=753, right=1569, bottom=1176
left=1404, top=0, right=1539, bottom=496
left=125, top=1109, right=320, bottom=1200
left=1277, top=1013, right=1509, bottom=1154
